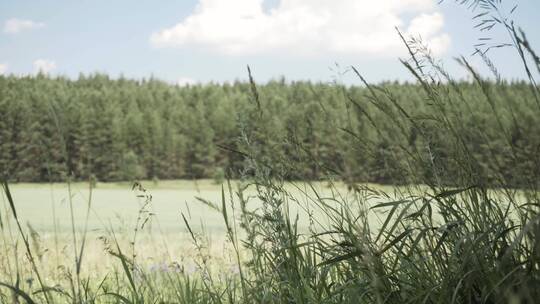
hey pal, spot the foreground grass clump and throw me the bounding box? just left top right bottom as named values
left=1, top=0, right=540, bottom=303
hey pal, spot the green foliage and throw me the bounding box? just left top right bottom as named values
left=120, top=150, right=145, bottom=181
left=0, top=75, right=539, bottom=186
left=1, top=1, right=540, bottom=303
left=212, top=167, right=225, bottom=185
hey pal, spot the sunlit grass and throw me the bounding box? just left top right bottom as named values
left=1, top=0, right=540, bottom=303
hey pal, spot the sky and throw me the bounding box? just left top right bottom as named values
left=0, top=0, right=539, bottom=85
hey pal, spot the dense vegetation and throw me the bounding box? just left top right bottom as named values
left=1, top=75, right=539, bottom=187
left=1, top=0, right=540, bottom=303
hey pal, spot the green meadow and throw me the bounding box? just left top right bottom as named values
left=5, top=180, right=231, bottom=233
left=5, top=180, right=372, bottom=231
left=1, top=180, right=393, bottom=292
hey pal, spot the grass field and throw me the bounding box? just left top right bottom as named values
left=1, top=177, right=537, bottom=303
left=16, top=180, right=427, bottom=236
left=1, top=180, right=377, bottom=262
left=1, top=180, right=395, bottom=293
left=1, top=1, right=539, bottom=302
left=5, top=180, right=232, bottom=233
left=4, top=179, right=389, bottom=233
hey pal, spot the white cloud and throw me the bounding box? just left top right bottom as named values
left=4, top=18, right=44, bottom=34
left=33, top=59, right=56, bottom=74
left=0, top=63, right=7, bottom=75
left=406, top=12, right=450, bottom=55
left=176, top=77, right=197, bottom=86
left=151, top=0, right=450, bottom=57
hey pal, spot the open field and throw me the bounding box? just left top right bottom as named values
left=4, top=179, right=386, bottom=233
left=1, top=180, right=395, bottom=289
left=4, top=180, right=525, bottom=235
left=2, top=177, right=537, bottom=303
left=4, top=179, right=233, bottom=233
left=1, top=179, right=527, bottom=273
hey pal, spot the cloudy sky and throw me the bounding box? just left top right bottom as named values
left=0, top=0, right=538, bottom=84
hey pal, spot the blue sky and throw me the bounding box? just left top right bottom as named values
left=0, top=0, right=538, bottom=85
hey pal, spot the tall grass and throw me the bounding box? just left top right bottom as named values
left=1, top=0, right=540, bottom=303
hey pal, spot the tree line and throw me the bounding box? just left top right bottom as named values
left=0, top=73, right=538, bottom=186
